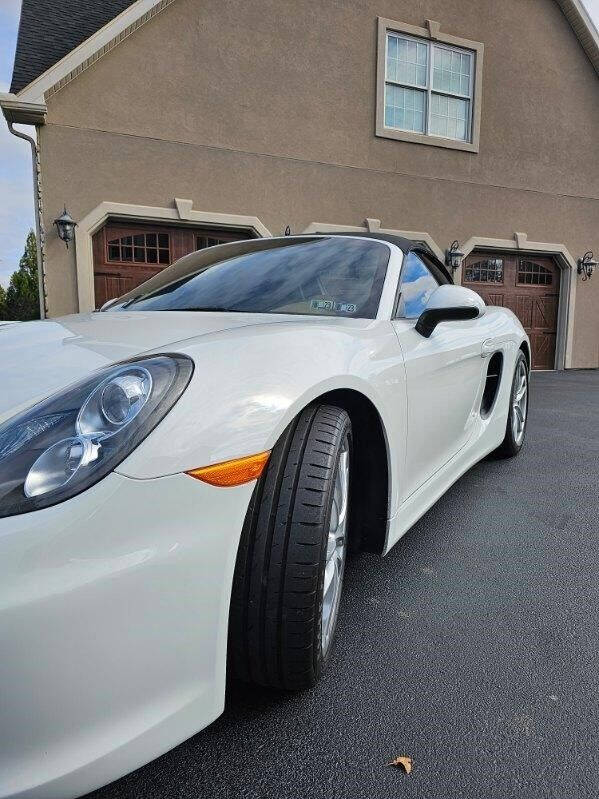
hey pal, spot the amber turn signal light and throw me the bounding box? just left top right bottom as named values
left=186, top=451, right=270, bottom=487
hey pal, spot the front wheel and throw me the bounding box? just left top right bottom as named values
left=494, top=351, right=529, bottom=458
left=229, top=404, right=352, bottom=690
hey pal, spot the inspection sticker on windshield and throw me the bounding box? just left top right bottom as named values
left=310, top=300, right=356, bottom=313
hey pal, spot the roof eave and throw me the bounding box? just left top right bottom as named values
left=556, top=0, right=599, bottom=75
left=0, top=93, right=47, bottom=125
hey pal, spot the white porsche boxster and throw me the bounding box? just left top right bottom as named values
left=0, top=234, right=530, bottom=798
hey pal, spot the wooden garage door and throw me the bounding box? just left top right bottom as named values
left=462, top=252, right=560, bottom=370
left=92, top=222, right=248, bottom=309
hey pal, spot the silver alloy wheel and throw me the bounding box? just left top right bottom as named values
left=321, top=434, right=349, bottom=656
left=512, top=359, right=528, bottom=446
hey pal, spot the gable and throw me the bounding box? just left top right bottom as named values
left=8, top=0, right=598, bottom=102
left=10, top=0, right=138, bottom=94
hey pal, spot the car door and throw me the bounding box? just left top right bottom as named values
left=391, top=252, right=488, bottom=500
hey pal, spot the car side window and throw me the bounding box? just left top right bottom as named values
left=395, top=252, right=440, bottom=319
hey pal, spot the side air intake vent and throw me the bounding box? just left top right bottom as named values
left=481, top=352, right=503, bottom=418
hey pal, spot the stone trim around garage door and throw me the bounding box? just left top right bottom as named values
left=74, top=199, right=271, bottom=312
left=455, top=233, right=577, bottom=370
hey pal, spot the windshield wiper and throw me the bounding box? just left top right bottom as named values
left=121, top=295, right=143, bottom=309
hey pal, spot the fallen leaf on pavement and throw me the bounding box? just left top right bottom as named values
left=388, top=755, right=413, bottom=774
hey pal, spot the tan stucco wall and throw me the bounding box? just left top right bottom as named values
left=39, top=0, right=599, bottom=366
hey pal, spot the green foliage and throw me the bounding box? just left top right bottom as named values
left=2, top=230, right=40, bottom=321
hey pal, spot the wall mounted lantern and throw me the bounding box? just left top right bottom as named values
left=578, top=251, right=597, bottom=281
left=445, top=240, right=464, bottom=272
left=53, top=206, right=77, bottom=249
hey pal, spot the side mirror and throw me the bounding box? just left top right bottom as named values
left=415, top=285, right=485, bottom=338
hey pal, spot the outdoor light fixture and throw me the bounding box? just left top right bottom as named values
left=53, top=206, right=77, bottom=249
left=578, top=251, right=597, bottom=281
left=445, top=240, right=464, bottom=272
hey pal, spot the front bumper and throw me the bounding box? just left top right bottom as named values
left=0, top=472, right=254, bottom=799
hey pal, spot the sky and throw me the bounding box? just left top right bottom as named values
left=0, top=0, right=598, bottom=288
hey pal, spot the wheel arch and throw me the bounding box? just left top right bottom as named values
left=519, top=340, right=531, bottom=372
left=312, top=388, right=390, bottom=555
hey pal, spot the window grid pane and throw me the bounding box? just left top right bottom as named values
left=430, top=94, right=469, bottom=140
left=432, top=46, right=471, bottom=97
left=386, top=33, right=428, bottom=88
left=384, top=84, right=425, bottom=133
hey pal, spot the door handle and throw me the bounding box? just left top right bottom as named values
left=481, top=339, right=496, bottom=358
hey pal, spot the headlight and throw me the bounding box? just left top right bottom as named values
left=0, top=354, right=193, bottom=518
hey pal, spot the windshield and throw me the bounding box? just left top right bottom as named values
left=113, top=237, right=390, bottom=319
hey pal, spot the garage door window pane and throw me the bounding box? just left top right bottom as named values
left=518, top=260, right=553, bottom=285
left=107, top=232, right=171, bottom=265
left=464, top=259, right=504, bottom=283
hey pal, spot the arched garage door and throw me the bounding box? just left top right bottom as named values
left=92, top=222, right=250, bottom=309
left=462, top=252, right=560, bottom=370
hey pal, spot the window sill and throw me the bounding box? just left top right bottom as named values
left=375, top=124, right=479, bottom=153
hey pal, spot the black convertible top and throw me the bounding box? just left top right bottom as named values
left=293, top=231, right=454, bottom=285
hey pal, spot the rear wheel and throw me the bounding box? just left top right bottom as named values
left=494, top=351, right=529, bottom=457
left=228, top=404, right=351, bottom=690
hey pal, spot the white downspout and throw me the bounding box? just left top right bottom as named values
left=6, top=122, right=47, bottom=319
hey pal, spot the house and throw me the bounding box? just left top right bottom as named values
left=2, top=0, right=598, bottom=370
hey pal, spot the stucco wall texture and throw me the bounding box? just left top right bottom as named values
left=39, top=0, right=599, bottom=367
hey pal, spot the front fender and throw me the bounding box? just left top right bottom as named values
left=116, top=319, right=407, bottom=517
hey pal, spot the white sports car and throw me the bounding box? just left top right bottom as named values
left=0, top=234, right=529, bottom=799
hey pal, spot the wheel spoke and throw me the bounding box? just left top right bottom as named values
left=323, top=556, right=336, bottom=598
left=511, top=362, right=528, bottom=445
left=336, top=450, right=349, bottom=530
left=512, top=411, right=519, bottom=440
left=514, top=404, right=524, bottom=427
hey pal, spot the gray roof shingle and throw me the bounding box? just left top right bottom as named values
left=10, top=0, right=138, bottom=94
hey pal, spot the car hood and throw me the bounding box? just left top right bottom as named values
left=0, top=310, right=292, bottom=422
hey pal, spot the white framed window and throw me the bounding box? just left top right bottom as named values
left=376, top=18, right=484, bottom=152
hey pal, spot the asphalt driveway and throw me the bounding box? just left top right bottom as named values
left=90, top=370, right=599, bottom=799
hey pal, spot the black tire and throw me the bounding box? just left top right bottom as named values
left=228, top=404, right=352, bottom=690
left=494, top=351, right=529, bottom=458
